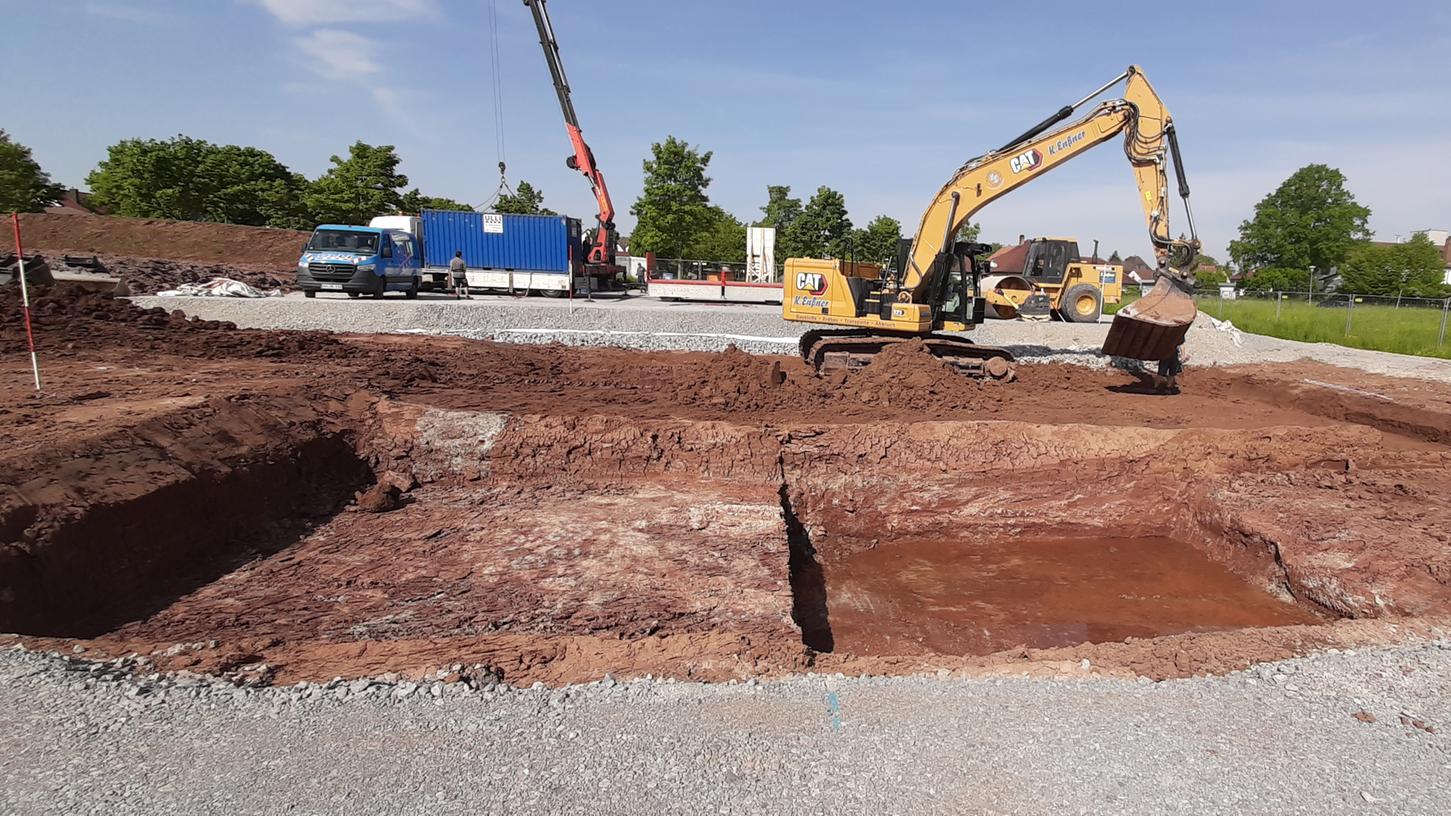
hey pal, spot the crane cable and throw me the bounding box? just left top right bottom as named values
left=481, top=0, right=513, bottom=210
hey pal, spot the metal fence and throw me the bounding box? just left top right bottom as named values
left=648, top=258, right=785, bottom=284
left=1191, top=288, right=1451, bottom=349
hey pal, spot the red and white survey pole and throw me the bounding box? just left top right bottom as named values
left=10, top=212, right=42, bottom=390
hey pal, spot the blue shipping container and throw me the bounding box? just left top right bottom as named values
left=420, top=210, right=580, bottom=273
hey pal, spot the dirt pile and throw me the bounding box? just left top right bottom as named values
left=838, top=339, right=998, bottom=410
left=17, top=213, right=307, bottom=268
left=1, top=284, right=341, bottom=359
left=666, top=345, right=806, bottom=412
left=71, top=253, right=291, bottom=295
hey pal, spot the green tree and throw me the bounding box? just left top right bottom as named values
left=400, top=189, right=473, bottom=213
left=492, top=180, right=555, bottom=215
left=756, top=185, right=802, bottom=231
left=783, top=186, right=853, bottom=259
left=0, top=130, right=64, bottom=213
left=1229, top=164, right=1371, bottom=275
left=1195, top=267, right=1229, bottom=287
left=1240, top=266, right=1310, bottom=292
left=955, top=222, right=983, bottom=243
left=853, top=215, right=902, bottom=266
left=1339, top=234, right=1448, bottom=296
left=87, top=135, right=309, bottom=227
left=686, top=206, right=747, bottom=261
left=304, top=141, right=409, bottom=225
left=629, top=136, right=714, bottom=257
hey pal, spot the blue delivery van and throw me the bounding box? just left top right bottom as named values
left=296, top=224, right=422, bottom=299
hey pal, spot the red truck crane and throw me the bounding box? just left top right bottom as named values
left=522, top=0, right=621, bottom=285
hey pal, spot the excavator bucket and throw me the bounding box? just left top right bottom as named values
left=1101, top=277, right=1197, bottom=361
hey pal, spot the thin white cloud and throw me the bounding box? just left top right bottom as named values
left=85, top=2, right=173, bottom=25
left=294, top=29, right=380, bottom=81
left=249, top=0, right=437, bottom=26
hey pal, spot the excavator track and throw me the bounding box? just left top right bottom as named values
left=799, top=329, right=1017, bottom=382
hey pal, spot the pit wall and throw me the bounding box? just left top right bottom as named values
left=1, top=394, right=1433, bottom=648
left=386, top=408, right=1415, bottom=624
left=0, top=396, right=371, bottom=636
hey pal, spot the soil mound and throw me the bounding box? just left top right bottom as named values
left=668, top=345, right=807, bottom=412
left=82, top=253, right=290, bottom=295
left=17, top=213, right=307, bottom=268
left=839, top=339, right=998, bottom=411
left=1, top=284, right=340, bottom=359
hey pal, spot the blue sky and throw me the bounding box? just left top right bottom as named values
left=5, top=0, right=1449, bottom=260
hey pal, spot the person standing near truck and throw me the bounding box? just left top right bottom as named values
left=449, top=250, right=470, bottom=300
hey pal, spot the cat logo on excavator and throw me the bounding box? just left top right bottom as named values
left=796, top=271, right=828, bottom=296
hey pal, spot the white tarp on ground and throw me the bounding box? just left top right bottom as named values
left=1205, top=315, right=1245, bottom=347
left=156, top=278, right=282, bottom=298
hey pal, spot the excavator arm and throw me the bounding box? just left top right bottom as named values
left=902, top=66, right=1198, bottom=301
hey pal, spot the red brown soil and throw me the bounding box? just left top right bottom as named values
left=3, top=286, right=1451, bottom=685
left=17, top=213, right=307, bottom=268
left=823, top=535, right=1325, bottom=657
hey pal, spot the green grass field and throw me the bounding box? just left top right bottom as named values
left=1194, top=295, right=1451, bottom=359
left=1103, top=290, right=1138, bottom=315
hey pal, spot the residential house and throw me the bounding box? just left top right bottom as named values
left=43, top=188, right=106, bottom=216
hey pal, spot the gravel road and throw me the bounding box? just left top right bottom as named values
left=134, top=292, right=1451, bottom=381
left=2, top=642, right=1447, bottom=815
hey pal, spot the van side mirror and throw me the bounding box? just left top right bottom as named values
left=382, top=243, right=393, bottom=258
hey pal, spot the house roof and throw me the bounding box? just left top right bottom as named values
left=987, top=242, right=1029, bottom=274
left=43, top=189, right=105, bottom=216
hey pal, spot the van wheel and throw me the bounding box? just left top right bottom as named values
left=347, top=292, right=360, bottom=298
left=405, top=277, right=420, bottom=299
left=304, top=290, right=316, bottom=299
left=542, top=289, right=566, bottom=299
left=371, top=280, right=386, bottom=299
left=1061, top=284, right=1102, bottom=323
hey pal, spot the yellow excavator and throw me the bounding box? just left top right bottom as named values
left=783, top=66, right=1200, bottom=381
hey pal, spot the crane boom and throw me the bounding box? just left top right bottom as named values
left=522, top=0, right=618, bottom=271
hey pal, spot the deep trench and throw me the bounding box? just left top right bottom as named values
left=0, top=435, right=371, bottom=637
left=779, top=483, right=833, bottom=653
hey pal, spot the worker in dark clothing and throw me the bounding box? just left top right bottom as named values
left=1157, top=343, right=1183, bottom=393
left=449, top=250, right=470, bottom=300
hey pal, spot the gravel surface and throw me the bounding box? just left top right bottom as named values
left=2, top=641, right=1447, bottom=815
left=133, top=292, right=1451, bottom=381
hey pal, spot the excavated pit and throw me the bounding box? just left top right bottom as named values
left=0, top=433, right=369, bottom=638
left=3, top=298, right=1450, bottom=684
left=5, top=394, right=1448, bottom=686
left=821, top=535, right=1323, bottom=657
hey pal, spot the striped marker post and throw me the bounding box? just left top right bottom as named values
left=10, top=212, right=42, bottom=390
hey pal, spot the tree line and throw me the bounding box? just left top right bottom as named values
left=5, top=128, right=1444, bottom=295
left=0, top=130, right=552, bottom=230
left=1229, top=163, right=1447, bottom=297
left=628, top=135, right=944, bottom=266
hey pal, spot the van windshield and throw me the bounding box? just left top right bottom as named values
left=307, top=230, right=379, bottom=254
